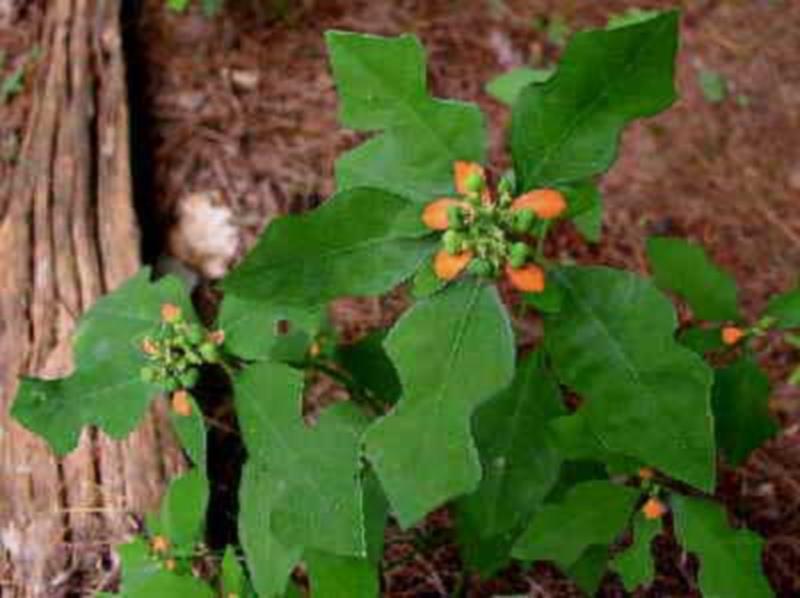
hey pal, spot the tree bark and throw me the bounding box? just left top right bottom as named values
left=0, top=1, right=185, bottom=596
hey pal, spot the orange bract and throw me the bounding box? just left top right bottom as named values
left=453, top=161, right=491, bottom=202
left=638, top=467, right=655, bottom=481
left=642, top=497, right=668, bottom=520
left=208, top=329, right=226, bottom=345
left=721, top=326, right=745, bottom=346
left=505, top=263, right=546, bottom=293
left=511, top=188, right=567, bottom=220
left=161, top=303, right=182, bottom=323
left=171, top=390, right=193, bottom=417
left=422, top=198, right=471, bottom=230
left=141, top=338, right=158, bottom=355
left=434, top=249, right=473, bottom=281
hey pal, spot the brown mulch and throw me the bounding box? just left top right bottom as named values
left=1, top=0, right=797, bottom=595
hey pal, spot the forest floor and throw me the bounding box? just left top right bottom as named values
left=2, top=0, right=800, bottom=595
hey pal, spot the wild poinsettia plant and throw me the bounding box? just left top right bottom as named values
left=12, top=10, right=797, bottom=597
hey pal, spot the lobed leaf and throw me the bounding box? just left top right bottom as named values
left=456, top=352, right=566, bottom=576
left=12, top=269, right=195, bottom=455
left=672, top=495, right=772, bottom=598
left=511, top=11, right=679, bottom=191
left=712, top=358, right=777, bottom=465
left=235, top=362, right=368, bottom=557
left=327, top=31, right=486, bottom=203
left=647, top=236, right=740, bottom=322
left=364, top=280, right=516, bottom=527
left=544, top=266, right=716, bottom=491
left=512, top=480, right=639, bottom=568
left=222, top=188, right=436, bottom=307
left=612, top=514, right=660, bottom=591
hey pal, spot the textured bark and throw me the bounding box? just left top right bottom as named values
left=0, top=1, right=185, bottom=596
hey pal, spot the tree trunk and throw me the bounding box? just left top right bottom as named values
left=0, top=1, right=185, bottom=596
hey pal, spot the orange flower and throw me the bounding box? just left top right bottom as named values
left=721, top=326, right=745, bottom=346
left=422, top=198, right=472, bottom=230
left=642, top=497, right=668, bottom=520
left=141, top=338, right=158, bottom=356
left=510, top=188, right=567, bottom=220
left=505, top=263, right=546, bottom=293
left=171, top=390, right=193, bottom=417
left=433, top=249, right=473, bottom=281
left=454, top=161, right=491, bottom=202
left=151, top=535, right=170, bottom=553
left=161, top=303, right=182, bottom=323
left=207, top=329, right=226, bottom=345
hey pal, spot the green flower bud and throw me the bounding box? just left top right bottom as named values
left=443, top=230, right=463, bottom=255
left=186, top=324, right=205, bottom=345
left=179, top=368, right=200, bottom=389
left=199, top=343, right=220, bottom=363
left=509, top=242, right=530, bottom=269
left=468, top=258, right=493, bottom=278
left=513, top=209, right=536, bottom=233
left=465, top=171, right=484, bottom=193
left=446, top=205, right=464, bottom=229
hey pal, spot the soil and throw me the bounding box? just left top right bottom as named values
left=2, top=0, right=800, bottom=595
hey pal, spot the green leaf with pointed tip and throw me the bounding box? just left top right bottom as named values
left=114, top=538, right=214, bottom=598
left=221, top=547, right=251, bottom=597
left=456, top=352, right=565, bottom=576
left=672, top=495, right=772, bottom=598
left=764, top=286, right=800, bottom=329
left=364, top=280, right=515, bottom=527
left=607, top=8, right=661, bottom=29
left=464, top=352, right=566, bottom=533
left=486, top=67, right=554, bottom=106
left=235, top=362, right=368, bottom=557
left=511, top=11, right=679, bottom=191
left=512, top=481, right=639, bottom=568
left=568, top=544, right=609, bottom=595
left=218, top=294, right=320, bottom=361
left=327, top=31, right=486, bottom=203
left=712, top=358, right=777, bottom=465
left=306, top=551, right=379, bottom=598
left=238, top=465, right=301, bottom=598
left=222, top=188, right=436, bottom=307
left=647, top=236, right=740, bottom=322
left=544, top=266, right=716, bottom=491
left=12, top=269, right=196, bottom=455
left=612, top=514, right=660, bottom=591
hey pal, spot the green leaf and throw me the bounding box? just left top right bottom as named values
left=712, top=358, right=777, bottom=465
left=336, top=331, right=402, bottom=405
left=672, top=495, right=772, bottom=598
left=679, top=326, right=725, bottom=356
left=486, top=67, right=554, bottom=107
left=567, top=544, right=609, bottom=595
left=238, top=465, right=301, bottom=598
left=461, top=351, right=566, bottom=535
left=218, top=294, right=319, bottom=361
left=235, top=362, right=368, bottom=556
left=612, top=514, right=659, bottom=591
left=166, top=0, right=192, bottom=11
left=647, top=236, right=740, bottom=322
left=698, top=69, right=728, bottom=104
left=222, top=188, right=436, bottom=307
left=457, top=352, right=565, bottom=575
left=511, top=11, right=679, bottom=190
left=220, top=547, right=250, bottom=597
left=364, top=280, right=516, bottom=527
left=12, top=269, right=195, bottom=455
left=114, top=538, right=214, bottom=597
left=306, top=551, right=379, bottom=598
left=572, top=193, right=603, bottom=243
left=326, top=31, right=486, bottom=203
left=764, top=286, right=800, bottom=329
left=410, top=258, right=447, bottom=299
left=521, top=282, right=563, bottom=314
left=512, top=481, right=639, bottom=568
left=544, top=266, right=716, bottom=491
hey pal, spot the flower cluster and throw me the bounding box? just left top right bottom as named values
left=139, top=303, right=224, bottom=392
left=421, top=162, right=567, bottom=293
